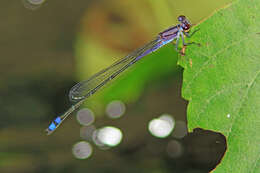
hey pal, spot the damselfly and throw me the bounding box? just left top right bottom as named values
left=46, top=15, right=197, bottom=135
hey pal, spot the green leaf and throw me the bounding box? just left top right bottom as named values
left=178, top=0, right=260, bottom=172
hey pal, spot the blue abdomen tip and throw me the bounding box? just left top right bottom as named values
left=54, top=117, right=61, bottom=124
left=48, top=122, right=56, bottom=131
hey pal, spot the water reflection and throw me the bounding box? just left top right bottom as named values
left=93, top=126, right=123, bottom=147
left=172, top=121, right=187, bottom=139
left=77, top=108, right=95, bottom=126
left=106, top=100, right=126, bottom=119
left=72, top=141, right=93, bottom=159
left=80, top=125, right=96, bottom=141
left=166, top=140, right=183, bottom=158
left=148, top=114, right=175, bottom=138
left=22, top=0, right=45, bottom=10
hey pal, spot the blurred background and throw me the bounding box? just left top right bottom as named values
left=0, top=0, right=230, bottom=172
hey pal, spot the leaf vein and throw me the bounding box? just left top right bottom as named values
left=228, top=70, right=260, bottom=138
left=184, top=34, right=253, bottom=94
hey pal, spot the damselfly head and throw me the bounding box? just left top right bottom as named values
left=178, top=15, right=186, bottom=22
left=178, top=15, right=191, bottom=31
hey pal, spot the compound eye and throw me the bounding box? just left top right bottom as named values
left=183, top=24, right=190, bottom=30
left=178, top=15, right=186, bottom=22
